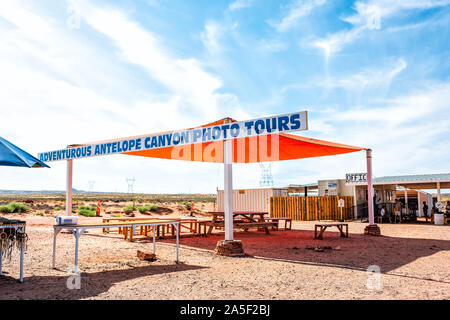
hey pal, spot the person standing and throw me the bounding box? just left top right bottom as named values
left=395, top=199, right=402, bottom=223
left=422, top=201, right=429, bottom=222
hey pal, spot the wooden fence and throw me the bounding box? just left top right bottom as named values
left=270, top=196, right=355, bottom=221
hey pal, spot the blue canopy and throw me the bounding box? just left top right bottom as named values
left=0, top=137, right=50, bottom=168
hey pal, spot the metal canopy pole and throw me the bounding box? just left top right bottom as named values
left=224, top=119, right=234, bottom=241
left=366, top=149, right=375, bottom=226
left=66, top=159, right=73, bottom=216
left=437, top=182, right=441, bottom=203
left=404, top=188, right=408, bottom=215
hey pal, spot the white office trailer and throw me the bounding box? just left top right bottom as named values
left=217, top=188, right=288, bottom=213
left=217, top=184, right=318, bottom=213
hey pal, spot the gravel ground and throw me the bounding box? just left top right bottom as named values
left=0, top=215, right=449, bottom=300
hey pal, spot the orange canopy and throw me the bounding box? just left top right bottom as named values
left=118, top=118, right=366, bottom=163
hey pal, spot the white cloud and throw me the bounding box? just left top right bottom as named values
left=80, top=6, right=226, bottom=120
left=200, top=20, right=239, bottom=54
left=311, top=0, right=450, bottom=58
left=283, top=58, right=407, bottom=94
left=259, top=39, right=289, bottom=52
left=201, top=21, right=223, bottom=53
left=310, top=26, right=364, bottom=61
left=344, top=0, right=450, bottom=26
left=334, top=82, right=450, bottom=126
left=297, top=82, right=450, bottom=178
left=325, top=58, right=407, bottom=90
left=272, top=0, right=327, bottom=32
left=0, top=1, right=247, bottom=193
left=228, top=0, right=252, bottom=11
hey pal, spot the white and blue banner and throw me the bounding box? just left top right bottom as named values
left=38, top=111, right=308, bottom=162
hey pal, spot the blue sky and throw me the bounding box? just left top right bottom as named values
left=0, top=0, right=449, bottom=193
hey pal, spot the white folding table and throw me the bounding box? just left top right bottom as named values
left=0, top=223, right=26, bottom=283
left=52, top=220, right=180, bottom=270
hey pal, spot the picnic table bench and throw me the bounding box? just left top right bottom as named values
left=265, top=217, right=292, bottom=230
left=102, top=217, right=206, bottom=238
left=314, top=223, right=348, bottom=240
left=206, top=211, right=276, bottom=235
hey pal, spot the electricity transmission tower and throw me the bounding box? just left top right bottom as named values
left=126, top=177, right=136, bottom=210
left=126, top=177, right=136, bottom=194
left=259, top=163, right=274, bottom=187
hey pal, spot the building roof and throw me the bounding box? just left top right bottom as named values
left=346, top=173, right=450, bottom=189
left=373, top=173, right=450, bottom=183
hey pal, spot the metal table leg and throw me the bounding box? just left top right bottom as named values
left=73, top=229, right=85, bottom=270
left=19, top=225, right=25, bottom=283
left=0, top=249, right=2, bottom=276
left=52, top=229, right=62, bottom=269
left=152, top=226, right=156, bottom=254
left=19, top=239, right=24, bottom=283
left=175, top=222, right=179, bottom=263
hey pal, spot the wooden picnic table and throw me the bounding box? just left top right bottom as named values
left=206, top=211, right=276, bottom=235
left=208, top=211, right=268, bottom=222
left=314, top=223, right=348, bottom=240
left=102, top=217, right=206, bottom=238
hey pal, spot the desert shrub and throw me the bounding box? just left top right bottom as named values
left=77, top=205, right=96, bottom=217
left=54, top=207, right=62, bottom=211
left=36, top=212, right=44, bottom=216
left=78, top=208, right=96, bottom=217
left=137, top=206, right=150, bottom=213
left=149, top=204, right=158, bottom=211
left=123, top=205, right=134, bottom=212
left=0, top=205, right=14, bottom=213
left=79, top=205, right=96, bottom=211
left=0, top=202, right=30, bottom=213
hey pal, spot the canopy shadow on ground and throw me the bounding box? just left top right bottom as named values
left=0, top=263, right=206, bottom=300
left=162, top=229, right=450, bottom=281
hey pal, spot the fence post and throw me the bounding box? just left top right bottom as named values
left=317, top=197, right=321, bottom=221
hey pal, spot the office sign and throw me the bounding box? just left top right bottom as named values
left=345, top=173, right=367, bottom=183
left=38, top=111, right=308, bottom=162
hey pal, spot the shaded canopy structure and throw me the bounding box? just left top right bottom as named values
left=0, top=136, right=50, bottom=168
left=40, top=114, right=378, bottom=241
left=84, top=118, right=367, bottom=163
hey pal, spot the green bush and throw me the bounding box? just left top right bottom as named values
left=78, top=208, right=96, bottom=217
left=79, top=205, right=96, bottom=212
left=149, top=204, right=158, bottom=211
left=36, top=212, right=44, bottom=216
left=137, top=206, right=150, bottom=213
left=0, top=205, right=13, bottom=213
left=77, top=205, right=96, bottom=217
left=0, top=202, right=30, bottom=213
left=123, top=205, right=134, bottom=212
